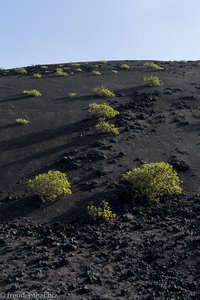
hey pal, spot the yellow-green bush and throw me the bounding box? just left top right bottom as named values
left=88, top=103, right=119, bottom=120
left=112, top=69, right=118, bottom=74
left=15, top=67, right=27, bottom=75
left=144, top=76, right=162, bottom=86
left=23, top=89, right=42, bottom=97
left=123, top=162, right=182, bottom=203
left=96, top=121, right=119, bottom=136
left=55, top=68, right=68, bottom=76
left=16, top=118, right=30, bottom=124
left=68, top=92, right=77, bottom=98
left=144, top=62, right=164, bottom=70
left=87, top=200, right=116, bottom=222
left=28, top=170, right=72, bottom=202
left=93, top=86, right=115, bottom=98
left=33, top=73, right=42, bottom=78
left=120, top=63, right=130, bottom=69
left=92, top=70, right=101, bottom=76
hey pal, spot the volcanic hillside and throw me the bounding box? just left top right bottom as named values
left=0, top=61, right=199, bottom=299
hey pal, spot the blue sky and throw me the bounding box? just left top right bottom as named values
left=0, top=0, right=200, bottom=68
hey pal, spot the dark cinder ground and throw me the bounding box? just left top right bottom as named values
left=0, top=60, right=199, bottom=299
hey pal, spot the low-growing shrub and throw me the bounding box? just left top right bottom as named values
left=15, top=67, right=27, bottom=75
left=92, top=70, right=101, bottom=76
left=144, top=75, right=162, bottom=86
left=112, top=69, right=118, bottom=74
left=144, top=62, right=164, bottom=70
left=16, top=118, right=30, bottom=124
left=55, top=68, right=68, bottom=77
left=120, top=63, right=130, bottom=69
left=75, top=68, right=82, bottom=72
left=87, top=200, right=116, bottom=221
left=88, top=103, right=119, bottom=120
left=40, top=65, right=48, bottom=69
left=96, top=120, right=119, bottom=135
left=68, top=92, right=77, bottom=97
left=123, top=162, right=182, bottom=203
left=23, top=89, right=42, bottom=97
left=93, top=86, right=115, bottom=98
left=33, top=73, right=42, bottom=78
left=28, top=170, right=72, bottom=202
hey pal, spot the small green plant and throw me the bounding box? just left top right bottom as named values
left=68, top=92, right=77, bottom=97
left=93, top=86, right=115, bottom=98
left=40, top=65, right=48, bottom=69
left=120, top=63, right=130, bottom=69
left=55, top=68, right=68, bottom=76
left=87, top=200, right=116, bottom=221
left=33, top=73, right=42, bottom=78
left=23, top=89, right=42, bottom=97
left=15, top=67, right=27, bottom=75
left=112, top=69, right=118, bottom=74
left=144, top=62, right=164, bottom=70
left=123, top=162, right=182, bottom=203
left=72, top=63, right=81, bottom=67
left=16, top=118, right=30, bottom=125
left=75, top=68, right=82, bottom=72
left=88, top=103, right=119, bottom=120
left=92, top=70, right=101, bottom=76
left=96, top=120, right=119, bottom=135
left=144, top=76, right=162, bottom=86
left=28, top=170, right=72, bottom=202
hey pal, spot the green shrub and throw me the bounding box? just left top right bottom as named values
left=123, top=162, right=182, bottom=203
left=40, top=65, right=48, bottom=69
left=15, top=67, right=27, bottom=75
left=120, top=63, right=130, bottom=69
left=28, top=170, right=72, bottom=202
left=23, top=89, right=42, bottom=97
left=55, top=68, right=68, bottom=76
left=96, top=120, right=119, bottom=135
left=88, top=103, right=119, bottom=120
left=72, top=63, right=81, bottom=67
left=144, top=62, right=164, bottom=70
left=93, top=86, right=115, bottom=98
left=33, top=73, right=42, bottom=78
left=144, top=76, right=162, bottom=86
left=68, top=92, right=77, bottom=97
left=92, top=70, right=101, bottom=76
left=16, top=118, right=30, bottom=125
left=75, top=68, right=82, bottom=72
left=112, top=69, right=118, bottom=74
left=87, top=200, right=116, bottom=221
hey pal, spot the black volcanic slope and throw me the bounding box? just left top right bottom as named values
left=0, top=61, right=200, bottom=299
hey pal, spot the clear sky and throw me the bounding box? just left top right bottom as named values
left=1, top=0, right=200, bottom=68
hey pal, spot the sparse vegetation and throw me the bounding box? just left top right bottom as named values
left=68, top=92, right=77, bottom=98
left=15, top=67, right=27, bottom=75
left=55, top=68, right=68, bottom=77
left=123, top=162, right=182, bottom=203
left=92, top=70, right=101, bottom=76
left=40, top=65, right=48, bottom=69
left=144, top=62, right=164, bottom=70
left=33, top=73, right=42, bottom=79
left=87, top=200, right=116, bottom=221
left=120, top=63, right=130, bottom=69
left=75, top=68, right=82, bottom=72
left=144, top=75, right=162, bottom=86
left=23, top=89, right=42, bottom=97
left=16, top=118, right=30, bottom=125
left=96, top=120, right=119, bottom=135
left=88, top=103, right=119, bottom=120
left=28, top=170, right=72, bottom=203
left=93, top=86, right=115, bottom=98
left=112, top=69, right=118, bottom=74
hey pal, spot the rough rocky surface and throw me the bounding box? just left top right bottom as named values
left=0, top=60, right=200, bottom=299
